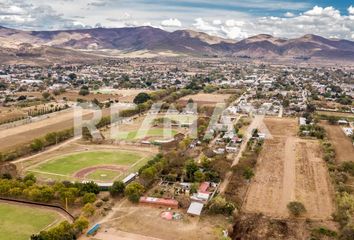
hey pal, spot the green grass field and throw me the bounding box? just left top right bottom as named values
left=116, top=128, right=178, bottom=140
left=0, top=203, right=61, bottom=240
left=30, top=150, right=143, bottom=180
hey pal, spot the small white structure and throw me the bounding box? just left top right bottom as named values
left=187, top=202, right=204, bottom=216
left=299, top=117, right=307, bottom=126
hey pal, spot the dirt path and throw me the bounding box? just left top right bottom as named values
left=243, top=118, right=335, bottom=220
left=321, top=123, right=354, bottom=163
left=219, top=115, right=265, bottom=193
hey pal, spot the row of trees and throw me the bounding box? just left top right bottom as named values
left=0, top=174, right=99, bottom=206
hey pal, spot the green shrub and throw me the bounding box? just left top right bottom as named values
left=287, top=201, right=306, bottom=217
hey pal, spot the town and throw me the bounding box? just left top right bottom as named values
left=0, top=57, right=353, bottom=240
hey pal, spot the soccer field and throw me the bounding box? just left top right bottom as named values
left=0, top=203, right=62, bottom=240
left=116, top=128, right=178, bottom=140
left=28, top=150, right=146, bottom=182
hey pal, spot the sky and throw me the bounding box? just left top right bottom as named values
left=0, top=0, right=354, bottom=40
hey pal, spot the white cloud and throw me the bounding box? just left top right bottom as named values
left=161, top=18, right=182, bottom=27
left=225, top=19, right=245, bottom=27
left=190, top=6, right=354, bottom=40
left=212, top=19, right=222, bottom=25
left=284, top=12, right=295, bottom=17
left=349, top=6, right=354, bottom=15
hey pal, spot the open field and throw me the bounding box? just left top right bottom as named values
left=0, top=202, right=63, bottom=240
left=321, top=122, right=354, bottom=163
left=178, top=93, right=231, bottom=106
left=115, top=128, right=178, bottom=141
left=0, top=106, right=27, bottom=123
left=0, top=108, right=98, bottom=151
left=106, top=114, right=191, bottom=142
left=316, top=110, right=354, bottom=120
left=85, top=201, right=231, bottom=240
left=22, top=142, right=157, bottom=182
left=0, top=102, right=139, bottom=152
left=15, top=91, right=121, bottom=102
left=243, top=118, right=335, bottom=219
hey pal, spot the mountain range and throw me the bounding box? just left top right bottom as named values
left=1, top=25, right=354, bottom=64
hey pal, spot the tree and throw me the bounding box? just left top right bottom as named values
left=140, top=166, right=157, bottom=186
left=194, top=170, right=205, bottom=183
left=68, top=73, right=77, bottom=80
left=133, top=92, right=151, bottom=105
left=328, top=116, right=337, bottom=125
left=42, top=92, right=50, bottom=100
left=208, top=196, right=235, bottom=215
left=109, top=181, right=125, bottom=196
left=73, top=216, right=89, bottom=233
left=79, top=86, right=90, bottom=96
left=185, top=160, right=198, bottom=181
left=82, top=203, right=95, bottom=217
left=24, top=173, right=36, bottom=183
left=243, top=167, right=255, bottom=180
left=83, top=192, right=96, bottom=204
left=124, top=182, right=145, bottom=203
left=30, top=139, right=44, bottom=152
left=287, top=201, right=306, bottom=217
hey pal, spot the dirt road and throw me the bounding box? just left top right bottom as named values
left=321, top=123, right=354, bottom=163
left=219, top=115, right=266, bottom=193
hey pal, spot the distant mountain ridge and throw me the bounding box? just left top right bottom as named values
left=1, top=25, right=354, bottom=63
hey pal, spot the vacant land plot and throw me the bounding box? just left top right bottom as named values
left=92, top=202, right=231, bottom=240
left=243, top=118, right=334, bottom=219
left=0, top=107, right=27, bottom=123
left=0, top=202, right=62, bottom=240
left=0, top=108, right=95, bottom=151
left=178, top=93, right=231, bottom=106
left=321, top=123, right=354, bottom=163
left=27, top=149, right=147, bottom=182
left=15, top=91, right=121, bottom=102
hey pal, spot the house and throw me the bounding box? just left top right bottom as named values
left=338, top=120, right=349, bottom=126
left=226, top=142, right=238, bottom=153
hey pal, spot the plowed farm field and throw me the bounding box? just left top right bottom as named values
left=243, top=118, right=335, bottom=219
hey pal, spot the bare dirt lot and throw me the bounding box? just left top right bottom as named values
left=178, top=93, right=231, bottom=106
left=0, top=108, right=108, bottom=152
left=321, top=123, right=354, bottom=163
left=243, top=118, right=335, bottom=220
left=85, top=200, right=231, bottom=240
left=15, top=91, right=121, bottom=102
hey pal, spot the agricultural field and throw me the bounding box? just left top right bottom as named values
left=0, top=202, right=63, bottom=240
left=321, top=122, right=354, bottom=163
left=178, top=93, right=231, bottom=106
left=316, top=110, right=354, bottom=121
left=243, top=118, right=335, bottom=219
left=22, top=143, right=157, bottom=182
